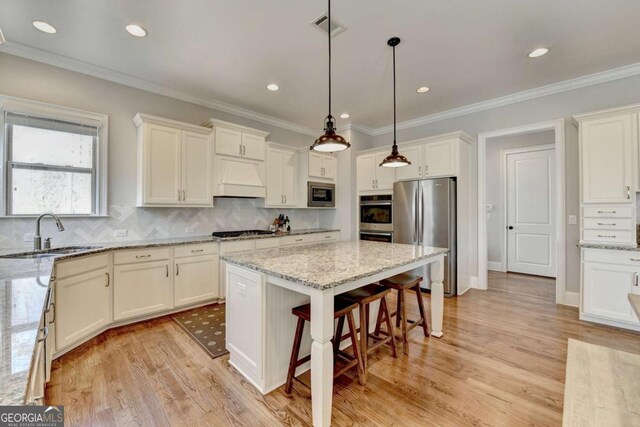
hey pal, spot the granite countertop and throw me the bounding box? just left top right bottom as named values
left=221, top=240, right=448, bottom=290
left=563, top=339, right=640, bottom=426
left=0, top=228, right=337, bottom=405
left=578, top=243, right=640, bottom=252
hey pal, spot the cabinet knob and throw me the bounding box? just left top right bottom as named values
left=507, top=226, right=514, bottom=230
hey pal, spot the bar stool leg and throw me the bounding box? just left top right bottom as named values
left=395, top=295, right=402, bottom=328
left=399, top=289, right=409, bottom=355
left=334, top=315, right=345, bottom=354
left=285, top=317, right=306, bottom=394
left=346, top=311, right=365, bottom=385
left=414, top=283, right=429, bottom=337
left=359, top=305, right=369, bottom=376
left=380, top=296, right=398, bottom=358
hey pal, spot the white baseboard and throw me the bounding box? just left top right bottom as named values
left=487, top=261, right=505, bottom=272
left=562, top=291, right=580, bottom=307
left=470, top=276, right=480, bottom=289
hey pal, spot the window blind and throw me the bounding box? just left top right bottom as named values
left=5, top=111, right=99, bottom=137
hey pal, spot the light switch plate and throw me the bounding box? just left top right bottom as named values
left=568, top=215, right=577, bottom=225
left=114, top=229, right=128, bottom=237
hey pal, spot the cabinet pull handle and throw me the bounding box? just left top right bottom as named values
left=635, top=272, right=639, bottom=287
left=136, top=254, right=152, bottom=259
left=37, top=326, right=48, bottom=343
left=166, top=264, right=169, bottom=277
left=284, top=195, right=287, bottom=204
left=295, top=238, right=303, bottom=242
left=191, top=249, right=204, bottom=253
left=418, top=166, right=421, bottom=175
left=325, top=235, right=331, bottom=239
left=176, top=263, right=179, bottom=276
left=597, top=222, right=617, bottom=226
left=243, top=145, right=246, bottom=156
left=105, top=272, right=110, bottom=287
left=182, top=190, right=186, bottom=201
left=630, top=258, right=640, bottom=262
left=425, top=164, right=429, bottom=175
left=178, top=190, right=181, bottom=201
left=49, top=302, right=56, bottom=324
left=597, top=210, right=617, bottom=214
left=627, top=185, right=631, bottom=199
left=597, top=234, right=616, bottom=238
left=239, top=145, right=242, bottom=155
left=45, top=288, right=53, bottom=313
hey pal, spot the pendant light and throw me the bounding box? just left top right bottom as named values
left=310, top=0, right=350, bottom=153
left=380, top=37, right=411, bottom=168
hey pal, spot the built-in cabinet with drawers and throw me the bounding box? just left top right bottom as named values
left=134, top=114, right=213, bottom=207
left=576, top=104, right=640, bottom=331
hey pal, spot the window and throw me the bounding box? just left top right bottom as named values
left=1, top=98, right=108, bottom=216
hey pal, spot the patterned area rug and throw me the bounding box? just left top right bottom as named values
left=172, top=304, right=229, bottom=359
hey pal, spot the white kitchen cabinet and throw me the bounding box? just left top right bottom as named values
left=215, top=127, right=243, bottom=157
left=205, top=119, right=269, bottom=161
left=113, top=260, right=173, bottom=321
left=395, top=144, right=424, bottom=181
left=134, top=113, right=213, bottom=207
left=266, top=146, right=297, bottom=207
left=357, top=150, right=395, bottom=192
left=579, top=113, right=636, bottom=204
left=309, top=152, right=337, bottom=180
left=26, top=323, right=46, bottom=405
left=174, top=254, right=219, bottom=307
left=56, top=266, right=112, bottom=350
left=425, top=138, right=457, bottom=177
left=242, top=133, right=267, bottom=161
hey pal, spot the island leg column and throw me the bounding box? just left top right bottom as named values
left=310, top=289, right=335, bottom=427
left=430, top=255, right=445, bottom=338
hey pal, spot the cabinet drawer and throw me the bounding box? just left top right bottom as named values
left=582, top=230, right=633, bottom=244
left=174, top=243, right=218, bottom=258
left=583, top=248, right=640, bottom=265
left=583, top=218, right=633, bottom=230
left=281, top=234, right=318, bottom=246
left=221, top=240, right=255, bottom=254
left=56, top=253, right=110, bottom=279
left=316, top=232, right=339, bottom=242
left=255, top=238, right=280, bottom=250
left=113, top=247, right=171, bottom=265
left=583, top=206, right=633, bottom=218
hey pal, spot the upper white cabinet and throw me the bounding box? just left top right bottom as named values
left=394, top=136, right=460, bottom=181
left=266, top=145, right=297, bottom=207
left=309, top=152, right=337, bottom=181
left=134, top=114, right=213, bottom=207
left=206, top=119, right=268, bottom=161
left=357, top=150, right=395, bottom=192
left=575, top=106, right=640, bottom=246
left=395, top=144, right=424, bottom=181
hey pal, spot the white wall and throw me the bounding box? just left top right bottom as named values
left=0, top=53, right=330, bottom=249
left=485, top=131, right=555, bottom=267
left=370, top=73, right=640, bottom=293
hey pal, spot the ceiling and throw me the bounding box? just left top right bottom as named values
left=1, top=0, right=640, bottom=132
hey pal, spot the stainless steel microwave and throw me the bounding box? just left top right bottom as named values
left=307, top=181, right=335, bottom=207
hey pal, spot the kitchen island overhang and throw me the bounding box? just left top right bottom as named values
left=221, top=240, right=447, bottom=427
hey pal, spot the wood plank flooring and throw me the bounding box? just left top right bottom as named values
left=47, top=272, right=640, bottom=426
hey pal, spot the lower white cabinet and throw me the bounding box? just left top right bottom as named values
left=581, top=248, right=640, bottom=330
left=113, top=260, right=173, bottom=321
left=174, top=254, right=219, bottom=307
left=56, top=266, right=112, bottom=350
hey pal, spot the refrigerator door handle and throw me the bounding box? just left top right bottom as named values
left=414, top=187, right=419, bottom=244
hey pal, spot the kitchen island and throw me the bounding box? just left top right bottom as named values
left=221, top=240, right=448, bottom=427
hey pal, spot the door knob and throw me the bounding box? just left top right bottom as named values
left=508, top=226, right=514, bottom=230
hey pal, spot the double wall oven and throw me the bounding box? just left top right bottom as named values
left=359, top=195, right=393, bottom=243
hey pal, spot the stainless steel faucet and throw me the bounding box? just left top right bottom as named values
left=34, top=213, right=65, bottom=250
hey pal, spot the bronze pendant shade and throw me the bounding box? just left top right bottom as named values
left=380, top=37, right=410, bottom=168
left=311, top=0, right=350, bottom=153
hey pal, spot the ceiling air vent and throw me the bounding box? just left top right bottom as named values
left=311, top=13, right=346, bottom=38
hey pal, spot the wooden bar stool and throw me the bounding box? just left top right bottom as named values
left=342, top=284, right=397, bottom=382
left=285, top=296, right=364, bottom=394
left=380, top=273, right=429, bottom=354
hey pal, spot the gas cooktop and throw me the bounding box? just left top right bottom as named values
left=211, top=230, right=274, bottom=238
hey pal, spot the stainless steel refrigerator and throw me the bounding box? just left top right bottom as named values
left=393, top=178, right=457, bottom=297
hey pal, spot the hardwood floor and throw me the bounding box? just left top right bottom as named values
left=47, top=272, right=640, bottom=426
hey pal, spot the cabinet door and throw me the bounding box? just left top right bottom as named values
left=143, top=124, right=182, bottom=204
left=242, top=133, right=266, bottom=161
left=265, top=148, right=284, bottom=206
left=56, top=267, right=111, bottom=350
left=583, top=262, right=639, bottom=324
left=309, top=152, right=325, bottom=178
left=395, top=144, right=424, bottom=181
left=215, top=127, right=242, bottom=157
left=375, top=151, right=396, bottom=190
left=581, top=114, right=636, bottom=204
left=175, top=255, right=219, bottom=307
left=182, top=131, right=212, bottom=205
left=425, top=139, right=456, bottom=177
left=357, top=153, right=375, bottom=191
left=282, top=150, right=297, bottom=206
left=113, top=261, right=173, bottom=321
left=322, top=155, right=337, bottom=180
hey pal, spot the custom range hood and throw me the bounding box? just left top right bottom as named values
left=214, top=156, right=266, bottom=198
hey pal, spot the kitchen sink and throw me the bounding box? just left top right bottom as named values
left=0, top=246, right=103, bottom=259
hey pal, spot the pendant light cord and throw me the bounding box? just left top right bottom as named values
left=328, top=0, right=332, bottom=119
left=393, top=43, right=397, bottom=146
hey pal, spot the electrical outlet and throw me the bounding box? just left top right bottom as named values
left=568, top=215, right=577, bottom=225
left=23, top=233, right=35, bottom=242
left=114, top=229, right=128, bottom=237
left=185, top=226, right=196, bottom=233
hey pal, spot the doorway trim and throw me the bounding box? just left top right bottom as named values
left=500, top=144, right=556, bottom=273
left=478, top=119, right=567, bottom=305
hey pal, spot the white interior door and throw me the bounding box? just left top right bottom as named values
left=506, top=148, right=556, bottom=277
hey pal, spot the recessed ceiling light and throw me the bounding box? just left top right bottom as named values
left=340, top=113, right=350, bottom=119
left=417, top=86, right=430, bottom=94
left=266, top=83, right=279, bottom=91
left=528, top=47, right=549, bottom=58
left=33, top=21, right=57, bottom=34
left=125, top=24, right=147, bottom=38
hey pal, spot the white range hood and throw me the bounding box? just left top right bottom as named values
left=214, top=157, right=266, bottom=198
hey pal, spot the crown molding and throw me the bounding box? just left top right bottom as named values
left=0, top=41, right=319, bottom=137
left=365, top=61, right=640, bottom=137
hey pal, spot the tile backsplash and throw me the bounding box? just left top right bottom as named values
left=0, top=198, right=322, bottom=250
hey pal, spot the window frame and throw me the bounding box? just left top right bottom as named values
left=0, top=95, right=109, bottom=217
